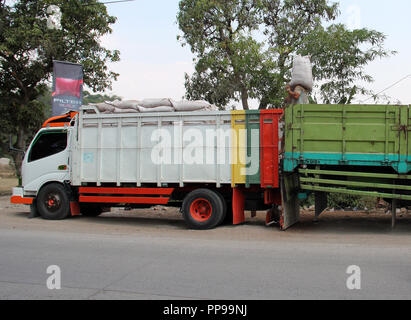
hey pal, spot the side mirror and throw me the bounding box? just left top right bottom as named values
left=8, top=135, right=24, bottom=154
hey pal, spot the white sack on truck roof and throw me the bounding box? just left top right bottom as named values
left=107, top=100, right=140, bottom=110
left=290, top=55, right=313, bottom=91
left=86, top=99, right=217, bottom=114
left=113, top=107, right=139, bottom=113
left=93, top=103, right=115, bottom=113
left=171, top=100, right=212, bottom=111
left=140, top=98, right=173, bottom=108
left=137, top=106, right=175, bottom=113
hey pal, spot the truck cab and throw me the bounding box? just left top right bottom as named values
left=11, top=113, right=77, bottom=208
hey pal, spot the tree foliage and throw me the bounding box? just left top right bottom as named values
left=0, top=0, right=120, bottom=177
left=299, top=24, right=393, bottom=104
left=177, top=0, right=394, bottom=109
left=83, top=91, right=122, bottom=105
left=178, top=0, right=267, bottom=110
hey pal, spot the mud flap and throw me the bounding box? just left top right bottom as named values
left=70, top=201, right=81, bottom=216
left=28, top=200, right=40, bottom=219
left=314, top=192, right=328, bottom=221
left=280, top=173, right=300, bottom=230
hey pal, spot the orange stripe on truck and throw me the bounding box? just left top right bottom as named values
left=10, top=196, right=33, bottom=205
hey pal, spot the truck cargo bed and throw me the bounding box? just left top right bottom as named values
left=71, top=107, right=283, bottom=188
left=284, top=104, right=410, bottom=174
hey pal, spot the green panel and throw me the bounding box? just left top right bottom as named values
left=408, top=106, right=411, bottom=169
left=284, top=104, right=410, bottom=173
left=246, top=110, right=261, bottom=187
left=298, top=168, right=411, bottom=201
left=301, top=185, right=411, bottom=201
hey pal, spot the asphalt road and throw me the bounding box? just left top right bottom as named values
left=1, top=198, right=411, bottom=300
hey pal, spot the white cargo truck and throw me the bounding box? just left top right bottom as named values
left=11, top=106, right=286, bottom=229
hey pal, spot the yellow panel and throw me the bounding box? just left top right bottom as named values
left=231, top=111, right=247, bottom=187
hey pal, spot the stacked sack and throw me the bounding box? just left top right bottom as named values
left=289, top=55, right=313, bottom=91
left=90, top=99, right=217, bottom=114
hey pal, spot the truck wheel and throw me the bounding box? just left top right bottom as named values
left=215, top=191, right=227, bottom=225
left=80, top=204, right=103, bottom=217
left=222, top=202, right=234, bottom=225
left=182, top=189, right=224, bottom=230
left=37, top=183, right=70, bottom=220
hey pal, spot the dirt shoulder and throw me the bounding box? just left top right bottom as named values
left=0, top=178, right=17, bottom=196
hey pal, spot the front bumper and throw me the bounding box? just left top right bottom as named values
left=10, top=187, right=34, bottom=205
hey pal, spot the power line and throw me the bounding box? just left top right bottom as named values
left=97, top=0, right=136, bottom=5
left=81, top=0, right=136, bottom=6
left=361, top=74, right=411, bottom=103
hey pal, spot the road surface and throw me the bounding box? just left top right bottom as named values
left=0, top=196, right=410, bottom=300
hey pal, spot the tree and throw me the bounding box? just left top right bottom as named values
left=0, top=0, right=120, bottom=179
left=258, top=0, right=338, bottom=107
left=298, top=24, right=394, bottom=104
left=177, top=0, right=394, bottom=109
left=177, top=0, right=265, bottom=110
left=83, top=91, right=122, bottom=105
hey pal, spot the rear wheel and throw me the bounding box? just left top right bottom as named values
left=37, top=183, right=70, bottom=220
left=182, top=189, right=224, bottom=230
left=215, top=191, right=228, bottom=225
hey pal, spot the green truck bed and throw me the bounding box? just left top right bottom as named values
left=284, top=104, right=410, bottom=174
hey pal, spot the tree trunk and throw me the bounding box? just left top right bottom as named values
left=12, top=128, right=26, bottom=186
left=241, top=88, right=249, bottom=110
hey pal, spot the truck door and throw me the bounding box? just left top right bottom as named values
left=22, top=129, right=70, bottom=193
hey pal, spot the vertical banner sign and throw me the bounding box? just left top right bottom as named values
left=52, top=61, right=83, bottom=116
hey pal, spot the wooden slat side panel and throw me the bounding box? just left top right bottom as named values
left=231, top=111, right=247, bottom=186
left=260, top=110, right=282, bottom=188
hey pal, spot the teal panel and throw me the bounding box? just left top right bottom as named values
left=284, top=152, right=411, bottom=174
left=246, top=111, right=261, bottom=187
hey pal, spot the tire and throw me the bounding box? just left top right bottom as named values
left=182, top=189, right=224, bottom=230
left=222, top=202, right=234, bottom=225
left=215, top=190, right=227, bottom=226
left=80, top=204, right=103, bottom=217
left=37, top=183, right=70, bottom=220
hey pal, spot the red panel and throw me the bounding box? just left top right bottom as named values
left=232, top=188, right=245, bottom=225
left=79, top=196, right=170, bottom=205
left=79, top=187, right=174, bottom=195
left=260, top=110, right=283, bottom=188
left=10, top=196, right=33, bottom=205
left=70, top=201, right=81, bottom=216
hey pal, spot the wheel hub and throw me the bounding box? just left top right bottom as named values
left=45, top=193, right=61, bottom=212
left=190, top=198, right=212, bottom=222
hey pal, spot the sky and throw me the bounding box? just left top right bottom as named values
left=98, top=0, right=411, bottom=107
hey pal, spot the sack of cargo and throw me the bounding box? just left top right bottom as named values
left=171, top=100, right=212, bottom=112
left=108, top=100, right=140, bottom=110
left=290, top=55, right=313, bottom=91
left=140, top=98, right=172, bottom=108
left=94, top=103, right=115, bottom=113
left=113, top=108, right=138, bottom=113
left=137, top=106, right=175, bottom=113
